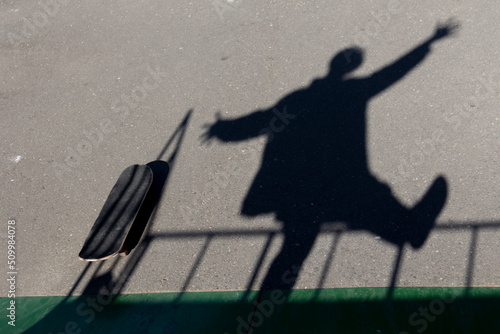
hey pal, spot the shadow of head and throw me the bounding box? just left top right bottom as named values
left=328, top=47, right=364, bottom=78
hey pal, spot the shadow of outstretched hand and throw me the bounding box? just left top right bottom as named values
left=430, top=19, right=460, bottom=42
left=200, top=111, right=224, bottom=145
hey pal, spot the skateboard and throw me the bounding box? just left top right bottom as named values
left=79, top=164, right=153, bottom=261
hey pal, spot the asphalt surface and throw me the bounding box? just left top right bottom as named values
left=1, top=0, right=500, bottom=297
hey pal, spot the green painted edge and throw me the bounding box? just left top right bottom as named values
left=1, top=287, right=499, bottom=333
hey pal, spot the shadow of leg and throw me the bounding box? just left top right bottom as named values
left=261, top=221, right=320, bottom=291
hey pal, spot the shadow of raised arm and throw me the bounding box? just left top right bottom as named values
left=365, top=19, right=460, bottom=97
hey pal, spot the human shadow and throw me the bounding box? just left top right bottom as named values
left=202, top=22, right=457, bottom=291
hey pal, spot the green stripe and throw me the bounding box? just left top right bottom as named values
left=1, top=287, right=499, bottom=333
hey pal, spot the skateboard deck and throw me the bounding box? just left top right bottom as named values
left=79, top=164, right=153, bottom=261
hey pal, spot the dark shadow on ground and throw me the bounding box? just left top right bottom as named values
left=121, top=160, right=170, bottom=254
left=202, top=22, right=456, bottom=292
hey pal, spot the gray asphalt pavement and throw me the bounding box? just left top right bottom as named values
left=1, top=0, right=499, bottom=297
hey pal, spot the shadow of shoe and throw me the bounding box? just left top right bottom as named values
left=409, top=176, right=448, bottom=248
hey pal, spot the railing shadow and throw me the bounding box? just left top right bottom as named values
left=21, top=220, right=500, bottom=333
